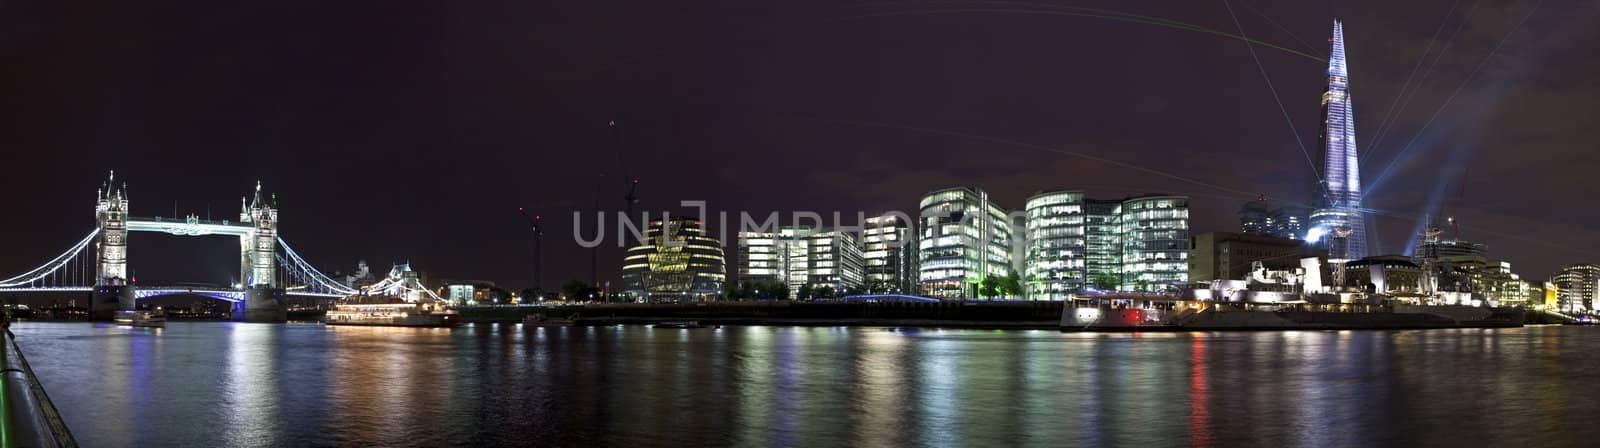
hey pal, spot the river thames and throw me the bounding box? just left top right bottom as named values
left=13, top=322, right=1600, bottom=447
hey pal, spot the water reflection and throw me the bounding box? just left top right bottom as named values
left=13, top=323, right=1600, bottom=447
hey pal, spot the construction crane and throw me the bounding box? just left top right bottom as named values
left=517, top=207, right=544, bottom=297
left=612, top=120, right=640, bottom=218
left=609, top=119, right=642, bottom=303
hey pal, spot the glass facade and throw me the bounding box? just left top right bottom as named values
left=1024, top=191, right=1086, bottom=300
left=863, top=215, right=915, bottom=293
left=1554, top=264, right=1600, bottom=313
left=806, top=230, right=864, bottom=292
left=1084, top=199, right=1122, bottom=291
left=735, top=231, right=783, bottom=286
left=1310, top=20, right=1369, bottom=259
left=1119, top=196, right=1189, bottom=292
left=918, top=187, right=1012, bottom=298
left=619, top=217, right=726, bottom=302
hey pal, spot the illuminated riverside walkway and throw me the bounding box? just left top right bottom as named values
left=1, top=327, right=76, bottom=447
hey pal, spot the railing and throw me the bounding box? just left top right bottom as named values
left=2, top=325, right=77, bottom=447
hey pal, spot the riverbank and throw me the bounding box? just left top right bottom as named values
left=2, top=329, right=76, bottom=447
left=456, top=300, right=1066, bottom=329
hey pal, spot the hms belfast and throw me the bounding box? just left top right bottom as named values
left=1061, top=20, right=1523, bottom=331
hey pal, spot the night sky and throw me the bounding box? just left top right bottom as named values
left=2, top=0, right=1595, bottom=291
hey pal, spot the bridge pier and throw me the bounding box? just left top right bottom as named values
left=89, top=285, right=134, bottom=321
left=238, top=287, right=286, bottom=323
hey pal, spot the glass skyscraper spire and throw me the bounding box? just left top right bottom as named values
left=1309, top=20, right=1368, bottom=260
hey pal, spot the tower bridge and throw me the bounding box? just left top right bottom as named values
left=0, top=171, right=378, bottom=322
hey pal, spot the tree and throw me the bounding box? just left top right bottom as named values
left=817, top=286, right=836, bottom=298
left=768, top=281, right=791, bottom=300
left=723, top=282, right=739, bottom=300
left=1000, top=271, right=1023, bottom=299
left=845, top=284, right=868, bottom=296
left=560, top=280, right=599, bottom=302
left=519, top=288, right=541, bottom=304
left=797, top=284, right=814, bottom=300
left=979, top=276, right=1000, bottom=299
left=1091, top=273, right=1119, bottom=291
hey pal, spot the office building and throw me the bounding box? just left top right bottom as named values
left=863, top=215, right=916, bottom=293
left=1025, top=191, right=1087, bottom=300
left=806, top=229, right=864, bottom=293
left=735, top=231, right=783, bottom=286
left=1416, top=238, right=1489, bottom=259
left=619, top=217, right=726, bottom=302
left=918, top=187, right=1014, bottom=298
left=1120, top=195, right=1189, bottom=292
left=1240, top=198, right=1310, bottom=240
left=1084, top=198, right=1122, bottom=290
left=1554, top=263, right=1600, bottom=313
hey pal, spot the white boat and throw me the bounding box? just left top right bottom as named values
left=325, top=297, right=459, bottom=327
left=113, top=310, right=166, bottom=328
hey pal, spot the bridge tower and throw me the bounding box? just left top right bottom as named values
left=90, top=171, right=135, bottom=320
left=237, top=181, right=286, bottom=322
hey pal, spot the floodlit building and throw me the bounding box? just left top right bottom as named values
left=1120, top=195, right=1190, bottom=292
left=1308, top=20, right=1369, bottom=259
left=805, top=229, right=864, bottom=293
left=1554, top=264, right=1600, bottom=313
left=619, top=217, right=726, bottom=302
left=918, top=187, right=1014, bottom=298
left=863, top=215, right=916, bottom=294
left=1025, top=191, right=1087, bottom=300
left=737, top=226, right=867, bottom=298
left=1084, top=199, right=1122, bottom=290
left=442, top=280, right=503, bottom=305
left=735, top=231, right=783, bottom=286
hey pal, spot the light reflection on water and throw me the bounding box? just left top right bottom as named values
left=12, top=322, right=1600, bottom=447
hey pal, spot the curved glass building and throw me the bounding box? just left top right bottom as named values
left=918, top=187, right=1013, bottom=298
left=620, top=217, right=726, bottom=302
left=1024, top=191, right=1086, bottom=300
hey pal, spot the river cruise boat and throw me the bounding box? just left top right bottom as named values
left=113, top=310, right=166, bottom=328
left=326, top=296, right=459, bottom=327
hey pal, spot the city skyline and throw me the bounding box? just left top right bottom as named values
left=2, top=1, right=1592, bottom=290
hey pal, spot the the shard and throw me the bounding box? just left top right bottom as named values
left=1310, top=20, right=1368, bottom=260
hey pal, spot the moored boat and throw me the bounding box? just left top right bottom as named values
left=326, top=296, right=458, bottom=327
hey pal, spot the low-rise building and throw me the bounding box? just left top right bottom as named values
left=1188, top=232, right=1317, bottom=283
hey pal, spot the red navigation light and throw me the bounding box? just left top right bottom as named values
left=534, top=215, right=542, bottom=220
left=632, top=179, right=639, bottom=184
left=517, top=207, right=524, bottom=212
